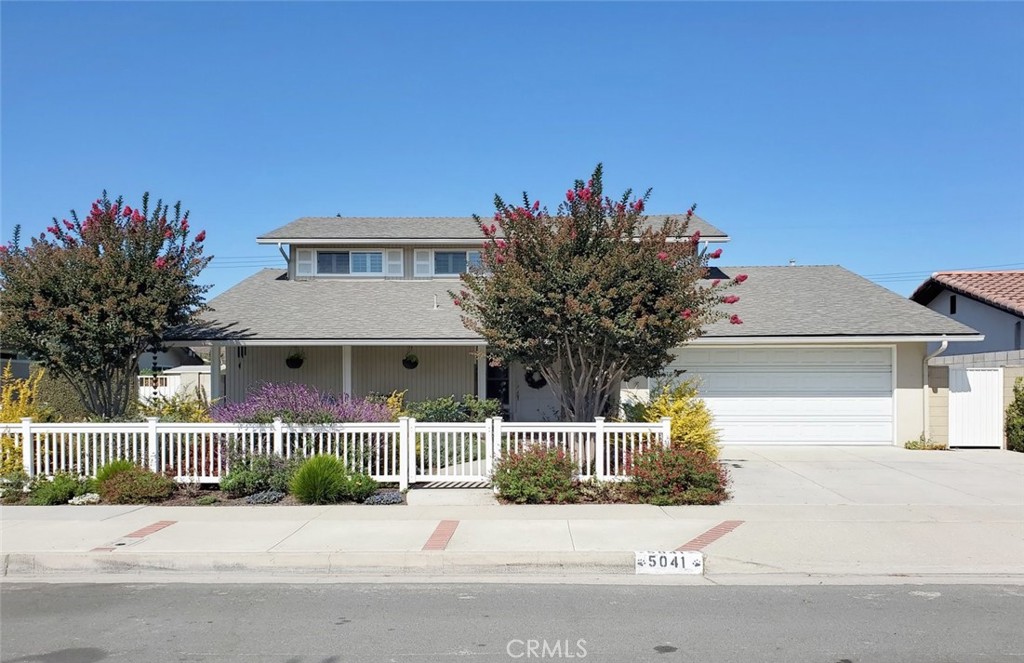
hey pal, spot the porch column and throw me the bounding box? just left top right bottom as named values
left=342, top=345, right=353, bottom=397
left=476, top=344, right=487, bottom=400
left=210, top=343, right=223, bottom=401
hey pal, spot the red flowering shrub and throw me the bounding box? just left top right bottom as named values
left=456, top=164, right=746, bottom=422
left=626, top=445, right=729, bottom=505
left=492, top=445, right=578, bottom=504
left=0, top=192, right=210, bottom=419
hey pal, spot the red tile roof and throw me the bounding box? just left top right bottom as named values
left=911, top=271, right=1024, bottom=317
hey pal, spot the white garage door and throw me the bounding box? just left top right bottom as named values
left=665, top=347, right=894, bottom=445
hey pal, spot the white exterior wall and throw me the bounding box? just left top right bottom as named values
left=352, top=345, right=476, bottom=402
left=223, top=345, right=476, bottom=404
left=925, top=290, right=1023, bottom=355
left=225, top=346, right=347, bottom=402
left=895, top=342, right=926, bottom=445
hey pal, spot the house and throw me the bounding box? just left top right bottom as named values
left=910, top=271, right=1024, bottom=448
left=166, top=214, right=983, bottom=446
left=910, top=271, right=1024, bottom=355
left=136, top=347, right=208, bottom=403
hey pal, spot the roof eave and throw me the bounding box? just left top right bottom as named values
left=691, top=333, right=984, bottom=345
left=256, top=236, right=732, bottom=245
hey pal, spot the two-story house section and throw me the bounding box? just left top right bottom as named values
left=168, top=214, right=983, bottom=446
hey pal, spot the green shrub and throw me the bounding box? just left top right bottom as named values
left=1007, top=377, right=1024, bottom=453
left=623, top=380, right=720, bottom=460
left=405, top=394, right=502, bottom=422
left=195, top=495, right=219, bottom=506
left=904, top=433, right=947, bottom=451
left=492, top=445, right=578, bottom=504
left=31, top=367, right=100, bottom=422
left=99, top=466, right=176, bottom=504
left=29, top=472, right=91, bottom=505
left=627, top=446, right=729, bottom=506
left=95, top=460, right=137, bottom=486
left=343, top=472, right=379, bottom=503
left=221, top=454, right=298, bottom=498
left=289, top=455, right=349, bottom=504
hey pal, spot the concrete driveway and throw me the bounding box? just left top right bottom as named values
left=721, top=445, right=1024, bottom=506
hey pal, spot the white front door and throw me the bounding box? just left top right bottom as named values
left=949, top=367, right=1004, bottom=448
left=510, top=363, right=560, bottom=421
left=666, top=346, right=895, bottom=445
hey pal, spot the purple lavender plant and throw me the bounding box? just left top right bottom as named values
left=211, top=383, right=393, bottom=424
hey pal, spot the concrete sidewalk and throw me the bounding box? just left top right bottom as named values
left=3, top=501, right=1022, bottom=582
left=3, top=446, right=1022, bottom=583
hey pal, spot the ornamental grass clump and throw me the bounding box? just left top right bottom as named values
left=289, top=455, right=350, bottom=504
left=211, top=383, right=392, bottom=424
left=626, top=446, right=729, bottom=506
left=492, top=445, right=578, bottom=504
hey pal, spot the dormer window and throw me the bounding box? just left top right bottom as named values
left=317, top=251, right=383, bottom=275
left=294, top=248, right=403, bottom=278
left=415, top=250, right=482, bottom=277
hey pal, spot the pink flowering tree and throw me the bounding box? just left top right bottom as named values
left=455, top=164, right=745, bottom=422
left=0, top=192, right=211, bottom=419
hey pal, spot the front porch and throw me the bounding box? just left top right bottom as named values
left=206, top=343, right=561, bottom=422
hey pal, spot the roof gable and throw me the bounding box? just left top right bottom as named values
left=910, top=271, right=1024, bottom=318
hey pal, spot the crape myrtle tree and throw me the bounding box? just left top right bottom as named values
left=454, top=164, right=746, bottom=422
left=0, top=193, right=211, bottom=419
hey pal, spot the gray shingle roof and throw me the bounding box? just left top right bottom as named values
left=256, top=215, right=729, bottom=242
left=168, top=265, right=981, bottom=343
left=700, top=266, right=980, bottom=338
left=169, top=270, right=478, bottom=342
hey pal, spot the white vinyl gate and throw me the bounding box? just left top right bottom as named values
left=949, top=367, right=1004, bottom=448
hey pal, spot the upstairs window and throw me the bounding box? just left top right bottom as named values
left=949, top=295, right=957, bottom=315
left=432, top=250, right=482, bottom=276
left=316, top=251, right=384, bottom=275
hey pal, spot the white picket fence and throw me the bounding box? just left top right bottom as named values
left=2, top=416, right=671, bottom=490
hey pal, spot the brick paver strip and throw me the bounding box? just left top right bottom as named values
left=677, top=520, right=744, bottom=551
left=124, top=520, right=177, bottom=538
left=422, top=520, right=460, bottom=551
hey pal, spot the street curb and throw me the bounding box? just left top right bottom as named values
left=1, top=551, right=639, bottom=577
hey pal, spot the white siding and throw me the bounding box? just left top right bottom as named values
left=225, top=346, right=346, bottom=402
left=352, top=345, right=475, bottom=402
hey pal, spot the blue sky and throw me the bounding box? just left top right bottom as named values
left=2, top=1, right=1022, bottom=298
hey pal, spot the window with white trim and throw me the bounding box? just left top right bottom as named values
left=432, top=250, right=482, bottom=276
left=314, top=250, right=386, bottom=276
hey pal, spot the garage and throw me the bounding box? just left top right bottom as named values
left=666, top=346, right=894, bottom=445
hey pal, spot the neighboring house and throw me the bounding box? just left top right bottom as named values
left=0, top=349, right=31, bottom=379
left=136, top=347, right=207, bottom=403
left=166, top=215, right=983, bottom=446
left=910, top=271, right=1024, bottom=448
left=910, top=270, right=1024, bottom=355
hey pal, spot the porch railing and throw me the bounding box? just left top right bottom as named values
left=2, top=416, right=672, bottom=489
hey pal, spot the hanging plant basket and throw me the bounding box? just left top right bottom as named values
left=402, top=353, right=419, bottom=370
left=524, top=369, right=547, bottom=389
left=285, top=352, right=305, bottom=369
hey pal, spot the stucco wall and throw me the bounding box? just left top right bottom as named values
left=896, top=342, right=927, bottom=444
left=926, top=290, right=1023, bottom=355
left=928, top=365, right=949, bottom=445
left=352, top=345, right=476, bottom=402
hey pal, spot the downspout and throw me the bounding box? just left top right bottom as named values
left=277, top=243, right=290, bottom=273
left=922, top=339, right=949, bottom=441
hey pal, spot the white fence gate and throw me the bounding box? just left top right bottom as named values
left=949, top=367, right=1004, bottom=448
left=3, top=416, right=672, bottom=489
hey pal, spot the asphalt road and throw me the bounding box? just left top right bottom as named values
left=1, top=583, right=1022, bottom=663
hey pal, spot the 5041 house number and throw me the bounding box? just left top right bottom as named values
left=634, top=551, right=703, bottom=575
